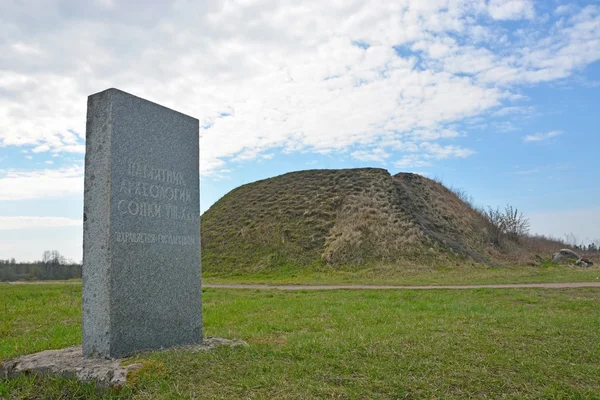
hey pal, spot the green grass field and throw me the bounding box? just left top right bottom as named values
left=1, top=283, right=600, bottom=399
left=204, top=263, right=600, bottom=286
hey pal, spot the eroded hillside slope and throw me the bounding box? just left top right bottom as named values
left=393, top=173, right=492, bottom=264
left=201, top=168, right=500, bottom=272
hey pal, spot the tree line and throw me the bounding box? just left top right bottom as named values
left=0, top=250, right=81, bottom=281
left=572, top=243, right=600, bottom=253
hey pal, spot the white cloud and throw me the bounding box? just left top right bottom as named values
left=555, top=5, right=578, bottom=16
left=409, top=129, right=462, bottom=141
left=0, top=216, right=82, bottom=230
left=58, top=144, right=85, bottom=153
left=11, top=42, right=45, bottom=56
left=231, top=148, right=271, bottom=162
left=420, top=142, right=475, bottom=159
left=32, top=144, right=50, bottom=153
left=523, top=130, right=564, bottom=142
left=0, top=1, right=598, bottom=177
left=493, top=121, right=519, bottom=133
left=379, top=139, right=420, bottom=152
left=488, top=0, right=535, bottom=20
left=394, top=155, right=432, bottom=169
left=0, top=165, right=83, bottom=200
left=492, top=106, right=535, bottom=117
left=351, top=148, right=389, bottom=163
left=393, top=141, right=475, bottom=169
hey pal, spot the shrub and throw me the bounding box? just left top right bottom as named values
left=484, top=204, right=530, bottom=246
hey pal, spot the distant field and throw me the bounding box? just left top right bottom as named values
left=204, top=263, right=600, bottom=286
left=4, top=263, right=599, bottom=287
left=1, top=284, right=600, bottom=399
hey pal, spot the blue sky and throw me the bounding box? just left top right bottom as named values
left=1, top=0, right=599, bottom=261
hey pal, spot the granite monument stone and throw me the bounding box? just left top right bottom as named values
left=83, top=88, right=201, bottom=358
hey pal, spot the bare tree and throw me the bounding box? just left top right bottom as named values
left=42, top=250, right=66, bottom=265
left=484, top=204, right=530, bottom=245
left=484, top=206, right=505, bottom=245
left=503, top=204, right=530, bottom=242
left=563, top=233, right=579, bottom=247
left=450, top=186, right=474, bottom=208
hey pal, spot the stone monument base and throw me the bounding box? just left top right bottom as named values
left=1, top=338, right=248, bottom=387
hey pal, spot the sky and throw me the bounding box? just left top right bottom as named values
left=1, top=0, right=599, bottom=262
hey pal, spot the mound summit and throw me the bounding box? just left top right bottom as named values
left=201, top=168, right=510, bottom=272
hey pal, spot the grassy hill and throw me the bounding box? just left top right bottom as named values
left=201, top=168, right=564, bottom=274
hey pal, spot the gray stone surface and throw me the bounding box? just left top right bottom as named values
left=1, top=346, right=143, bottom=387
left=83, top=88, right=201, bottom=358
left=1, top=339, right=247, bottom=387
left=575, top=258, right=594, bottom=267
left=551, top=248, right=580, bottom=263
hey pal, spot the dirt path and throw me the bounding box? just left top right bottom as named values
left=204, top=282, right=600, bottom=290
left=5, top=281, right=600, bottom=290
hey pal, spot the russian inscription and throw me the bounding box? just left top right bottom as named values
left=127, top=161, right=186, bottom=186
left=115, top=231, right=196, bottom=246
left=115, top=159, right=199, bottom=233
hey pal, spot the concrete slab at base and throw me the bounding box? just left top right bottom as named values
left=1, top=338, right=248, bottom=387
left=1, top=346, right=141, bottom=387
